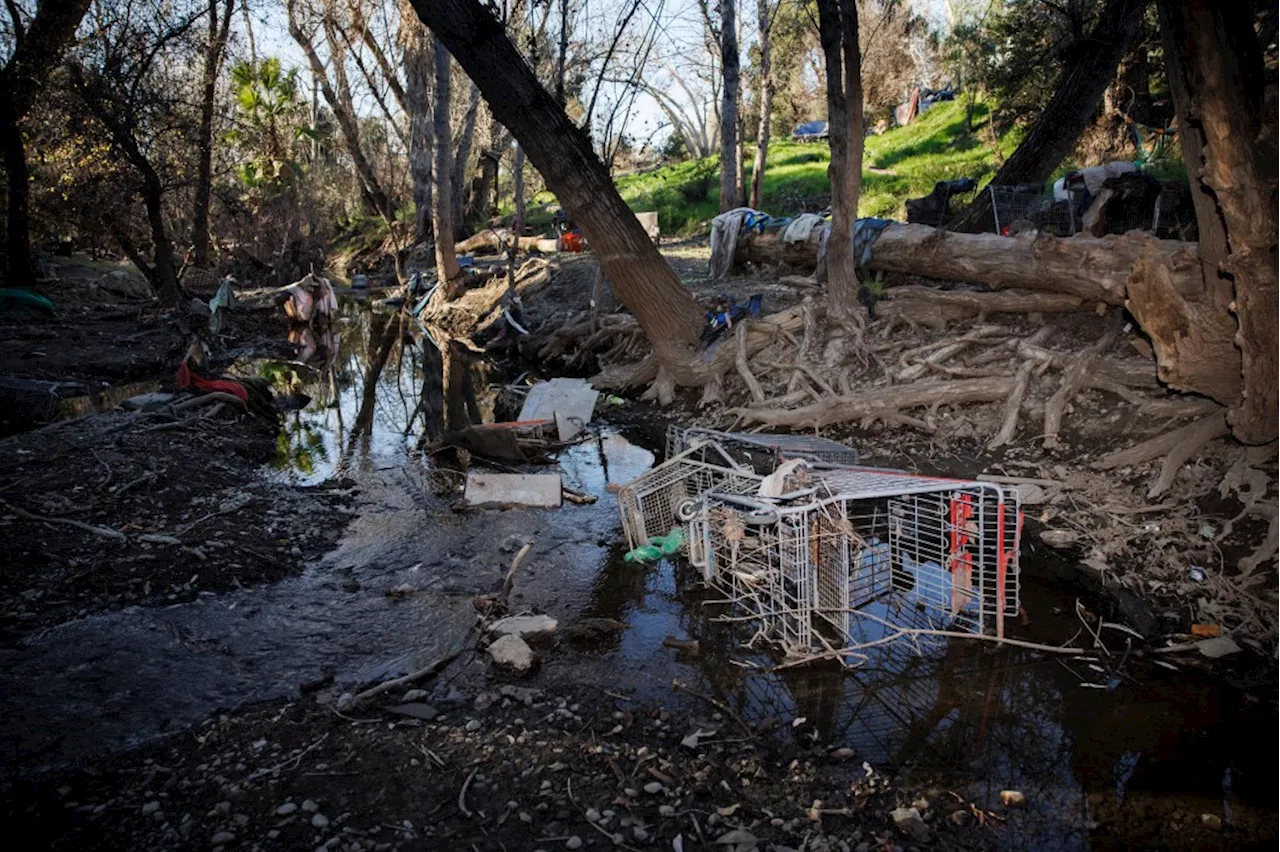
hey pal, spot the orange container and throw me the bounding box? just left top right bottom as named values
left=560, top=231, right=586, bottom=253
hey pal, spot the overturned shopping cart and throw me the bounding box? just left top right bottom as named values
left=617, top=439, right=1022, bottom=658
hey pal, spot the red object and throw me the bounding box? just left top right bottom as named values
left=559, top=231, right=585, bottom=253
left=176, top=361, right=249, bottom=404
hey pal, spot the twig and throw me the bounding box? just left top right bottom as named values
left=498, top=542, right=534, bottom=607
left=350, top=644, right=472, bottom=706
left=0, top=499, right=127, bottom=542
left=458, top=766, right=478, bottom=818
left=246, top=732, right=329, bottom=780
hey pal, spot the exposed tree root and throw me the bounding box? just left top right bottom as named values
left=736, top=376, right=1015, bottom=429
left=1094, top=411, right=1230, bottom=498
left=1043, top=312, right=1124, bottom=448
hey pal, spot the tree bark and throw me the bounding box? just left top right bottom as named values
left=451, top=81, right=481, bottom=235
left=400, top=7, right=434, bottom=243
left=950, top=0, right=1147, bottom=234
left=1157, top=0, right=1277, bottom=444
left=816, top=0, right=864, bottom=325
left=432, top=38, right=464, bottom=297
left=506, top=144, right=526, bottom=289
left=288, top=0, right=395, bottom=222
left=718, top=0, right=739, bottom=212
left=408, top=0, right=703, bottom=377
left=192, top=0, right=235, bottom=268
left=748, top=0, right=773, bottom=211
left=0, top=0, right=93, bottom=288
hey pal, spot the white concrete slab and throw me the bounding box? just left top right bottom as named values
left=519, top=378, right=599, bottom=441
left=464, top=472, right=563, bottom=507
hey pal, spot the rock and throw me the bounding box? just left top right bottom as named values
left=302, top=800, right=319, bottom=813
left=97, top=269, right=152, bottom=299
left=999, top=790, right=1026, bottom=807
left=487, top=634, right=535, bottom=671
left=948, top=809, right=971, bottom=826
left=1201, top=813, right=1222, bottom=829
left=1196, top=636, right=1241, bottom=659
left=586, top=808, right=601, bottom=822
left=489, top=614, right=559, bottom=640
left=465, top=719, right=482, bottom=732
left=141, top=801, right=161, bottom=816
left=566, top=836, right=583, bottom=850
left=276, top=803, right=298, bottom=816
left=890, top=807, right=929, bottom=842
left=634, top=827, right=650, bottom=842
left=211, top=831, right=236, bottom=844
left=643, top=781, right=663, bottom=795
left=386, top=703, right=439, bottom=721
left=829, top=747, right=856, bottom=760
left=402, top=689, right=429, bottom=702
left=312, top=813, right=330, bottom=829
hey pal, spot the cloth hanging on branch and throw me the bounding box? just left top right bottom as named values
left=815, top=217, right=895, bottom=281
left=709, top=207, right=762, bottom=281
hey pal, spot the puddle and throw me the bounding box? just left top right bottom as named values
left=1, top=297, right=1274, bottom=848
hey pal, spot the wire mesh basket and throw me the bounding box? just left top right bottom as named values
left=989, top=185, right=1080, bottom=237
left=666, top=425, right=860, bottom=469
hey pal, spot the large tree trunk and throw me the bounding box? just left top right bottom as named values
left=950, top=0, right=1147, bottom=234
left=408, top=0, right=703, bottom=379
left=288, top=0, right=395, bottom=222
left=816, top=0, right=864, bottom=325
left=431, top=39, right=464, bottom=298
left=748, top=0, right=773, bottom=211
left=506, top=144, right=526, bottom=289
left=718, top=0, right=739, bottom=213
left=0, top=0, right=93, bottom=288
left=192, top=0, right=235, bottom=269
left=735, top=224, right=1241, bottom=407
left=140, top=167, right=181, bottom=307
left=1157, top=0, right=1277, bottom=444
left=400, top=7, right=433, bottom=243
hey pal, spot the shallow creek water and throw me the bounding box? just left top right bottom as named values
left=1, top=300, right=1274, bottom=849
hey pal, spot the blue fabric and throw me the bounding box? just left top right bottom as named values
left=853, top=217, right=893, bottom=270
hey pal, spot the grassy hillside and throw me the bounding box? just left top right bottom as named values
left=527, top=99, right=1020, bottom=236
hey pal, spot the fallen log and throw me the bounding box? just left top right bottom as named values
left=736, top=223, right=1197, bottom=306
left=455, top=228, right=549, bottom=254
left=735, top=376, right=1015, bottom=429
left=877, top=285, right=1086, bottom=329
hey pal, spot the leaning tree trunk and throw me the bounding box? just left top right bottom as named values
left=950, top=0, right=1147, bottom=234
left=192, top=0, right=234, bottom=269
left=734, top=224, right=1241, bottom=407
left=816, top=0, right=864, bottom=325
left=401, top=7, right=434, bottom=244
left=748, top=0, right=773, bottom=211
left=1157, top=0, right=1277, bottom=444
left=140, top=167, right=182, bottom=307
left=718, top=0, right=739, bottom=213
left=451, top=81, right=482, bottom=237
left=432, top=39, right=465, bottom=298
left=408, top=0, right=703, bottom=384
left=506, top=144, right=526, bottom=290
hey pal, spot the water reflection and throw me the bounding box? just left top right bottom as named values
left=245, top=301, right=497, bottom=485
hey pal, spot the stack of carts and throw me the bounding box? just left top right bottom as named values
left=618, top=429, right=1022, bottom=659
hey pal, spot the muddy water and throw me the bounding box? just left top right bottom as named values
left=1, top=301, right=1275, bottom=847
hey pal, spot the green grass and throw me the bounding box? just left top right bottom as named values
left=527, top=99, right=1021, bottom=236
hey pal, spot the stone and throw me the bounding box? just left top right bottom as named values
left=277, top=803, right=298, bottom=816
left=487, top=635, right=535, bottom=671
left=465, top=719, right=482, bottom=732
left=643, top=782, right=663, bottom=795
left=489, top=614, right=559, bottom=640
left=211, top=831, right=236, bottom=845
left=1040, top=529, right=1079, bottom=549
left=829, top=747, right=855, bottom=760
left=312, top=813, right=330, bottom=829
left=566, top=836, right=583, bottom=850
left=1201, top=814, right=1222, bottom=830
left=141, top=801, right=161, bottom=816
left=386, top=703, right=439, bottom=721
left=302, top=800, right=319, bottom=813
left=890, top=807, right=929, bottom=842
left=402, top=689, right=429, bottom=702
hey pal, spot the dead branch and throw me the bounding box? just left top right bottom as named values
left=0, top=499, right=128, bottom=541
left=1043, top=313, right=1124, bottom=448
left=989, top=361, right=1034, bottom=449
left=735, top=323, right=766, bottom=404
left=735, top=376, right=1014, bottom=429
left=1094, top=411, right=1229, bottom=471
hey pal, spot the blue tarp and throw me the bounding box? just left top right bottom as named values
left=792, top=120, right=829, bottom=139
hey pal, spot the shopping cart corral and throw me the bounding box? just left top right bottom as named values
left=617, top=436, right=1022, bottom=662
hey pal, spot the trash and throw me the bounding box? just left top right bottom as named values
left=700, top=293, right=763, bottom=346
left=0, top=288, right=56, bottom=315
left=464, top=472, right=563, bottom=508
left=624, top=527, right=685, bottom=563
left=207, top=277, right=236, bottom=334
left=518, top=377, right=599, bottom=441
left=890, top=806, right=929, bottom=841
left=1040, top=529, right=1079, bottom=549
left=487, top=634, right=535, bottom=671
left=488, top=614, right=558, bottom=640
left=1191, top=623, right=1222, bottom=638
left=709, top=207, right=761, bottom=281
left=351, top=273, right=368, bottom=290
left=123, top=391, right=176, bottom=411
left=635, top=211, right=660, bottom=243
left=1188, top=565, right=1206, bottom=582
left=713, top=828, right=759, bottom=851
left=667, top=425, right=860, bottom=467
left=781, top=213, right=825, bottom=244
left=283, top=272, right=339, bottom=324
left=662, top=636, right=699, bottom=656
left=1195, top=636, right=1241, bottom=658
left=623, top=544, right=664, bottom=564
left=680, top=728, right=716, bottom=749
left=999, top=790, right=1026, bottom=807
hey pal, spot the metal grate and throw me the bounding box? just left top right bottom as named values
left=989, top=185, right=1080, bottom=237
